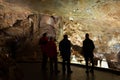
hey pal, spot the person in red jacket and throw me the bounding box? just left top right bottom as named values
left=39, top=33, right=48, bottom=70
left=47, top=37, right=59, bottom=74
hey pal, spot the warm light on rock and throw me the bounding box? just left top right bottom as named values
left=0, top=0, right=120, bottom=70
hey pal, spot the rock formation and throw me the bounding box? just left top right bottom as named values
left=0, top=0, right=120, bottom=69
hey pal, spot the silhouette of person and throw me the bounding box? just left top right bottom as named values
left=82, top=33, right=95, bottom=73
left=59, top=35, right=72, bottom=74
left=39, top=33, right=48, bottom=70
left=46, top=37, right=59, bottom=74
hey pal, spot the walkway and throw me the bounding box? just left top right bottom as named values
left=14, top=62, right=120, bottom=80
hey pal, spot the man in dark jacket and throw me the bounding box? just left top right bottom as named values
left=59, top=35, right=72, bottom=74
left=82, top=33, right=95, bottom=73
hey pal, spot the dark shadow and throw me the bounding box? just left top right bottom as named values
left=66, top=74, right=71, bottom=80
left=86, top=73, right=90, bottom=80
left=86, top=72, right=95, bottom=80
left=91, top=73, right=95, bottom=80
left=62, top=74, right=71, bottom=80
left=41, top=71, right=49, bottom=80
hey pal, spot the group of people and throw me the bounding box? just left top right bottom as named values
left=39, top=32, right=95, bottom=74
left=39, top=33, right=60, bottom=74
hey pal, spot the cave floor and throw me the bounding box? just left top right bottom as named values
left=9, top=62, right=120, bottom=80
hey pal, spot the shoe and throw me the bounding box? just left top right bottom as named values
left=41, top=67, right=47, bottom=70
left=62, top=71, right=65, bottom=74
left=90, top=69, right=94, bottom=73
left=67, top=70, right=73, bottom=74
left=86, top=70, right=89, bottom=73
left=55, top=70, right=60, bottom=74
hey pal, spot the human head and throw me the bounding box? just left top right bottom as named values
left=85, top=33, right=89, bottom=39
left=43, top=33, right=47, bottom=37
left=49, top=37, right=56, bottom=41
left=63, top=34, right=68, bottom=39
left=49, top=37, right=53, bottom=40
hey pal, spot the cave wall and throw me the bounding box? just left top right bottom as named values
left=0, top=0, right=120, bottom=62
left=0, top=5, right=61, bottom=60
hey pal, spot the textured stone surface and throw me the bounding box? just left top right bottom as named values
left=0, top=0, right=120, bottom=68
left=0, top=0, right=61, bottom=60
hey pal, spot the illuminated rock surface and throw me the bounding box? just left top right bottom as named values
left=0, top=0, right=120, bottom=70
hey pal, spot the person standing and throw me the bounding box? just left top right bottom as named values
left=39, top=33, right=48, bottom=70
left=82, top=33, right=95, bottom=73
left=59, top=35, right=72, bottom=74
left=46, top=37, right=59, bottom=74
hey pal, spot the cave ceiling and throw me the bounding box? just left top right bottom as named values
left=3, top=0, right=120, bottom=18
left=2, top=0, right=120, bottom=29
